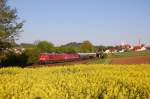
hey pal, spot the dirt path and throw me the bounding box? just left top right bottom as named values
left=111, top=56, right=150, bottom=64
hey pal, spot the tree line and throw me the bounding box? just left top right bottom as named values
left=0, top=39, right=111, bottom=67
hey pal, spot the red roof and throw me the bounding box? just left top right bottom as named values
left=133, top=46, right=142, bottom=51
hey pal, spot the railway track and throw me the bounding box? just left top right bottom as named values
left=27, top=58, right=97, bottom=68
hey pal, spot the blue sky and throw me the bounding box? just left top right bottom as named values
left=9, top=0, right=150, bottom=46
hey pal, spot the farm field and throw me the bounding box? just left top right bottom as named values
left=0, top=64, right=150, bottom=99
left=111, top=55, right=150, bottom=64
left=111, top=50, right=150, bottom=64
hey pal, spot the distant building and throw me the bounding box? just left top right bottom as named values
left=104, top=48, right=117, bottom=54
left=104, top=49, right=111, bottom=54
left=110, top=48, right=117, bottom=53
left=121, top=44, right=131, bottom=51
left=145, top=46, right=150, bottom=50
left=118, top=43, right=132, bottom=52
left=133, top=44, right=146, bottom=51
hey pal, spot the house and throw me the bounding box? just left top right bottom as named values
left=133, top=44, right=146, bottom=51
left=145, top=46, right=150, bottom=50
left=104, top=49, right=111, bottom=54
left=104, top=48, right=117, bottom=54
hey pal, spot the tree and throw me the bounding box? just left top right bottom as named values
left=0, top=0, right=24, bottom=51
left=0, top=40, right=11, bottom=51
left=24, top=47, right=40, bottom=65
left=95, top=45, right=106, bottom=51
left=20, top=43, right=36, bottom=49
left=58, top=46, right=77, bottom=53
left=61, top=42, right=81, bottom=48
left=60, top=42, right=81, bottom=53
left=37, top=41, right=54, bottom=53
left=80, top=40, right=94, bottom=53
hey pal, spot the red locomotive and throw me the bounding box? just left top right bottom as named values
left=39, top=53, right=97, bottom=64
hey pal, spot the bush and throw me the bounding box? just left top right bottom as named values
left=0, top=47, right=40, bottom=67
left=0, top=51, right=28, bottom=67
left=100, top=53, right=108, bottom=59
left=24, top=48, right=40, bottom=65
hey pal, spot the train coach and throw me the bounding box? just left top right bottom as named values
left=39, top=53, right=97, bottom=64
left=78, top=53, right=96, bottom=59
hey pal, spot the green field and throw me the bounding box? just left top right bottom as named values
left=87, top=58, right=111, bottom=64
left=112, top=50, right=150, bottom=58
left=0, top=64, right=150, bottom=99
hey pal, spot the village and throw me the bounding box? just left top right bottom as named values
left=104, top=41, right=150, bottom=54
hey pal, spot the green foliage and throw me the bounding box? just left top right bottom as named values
left=0, top=41, right=11, bottom=51
left=80, top=40, right=94, bottom=52
left=0, top=0, right=24, bottom=50
left=37, top=41, right=54, bottom=53
left=61, top=42, right=80, bottom=48
left=100, top=53, right=108, bottom=59
left=52, top=47, right=61, bottom=53
left=0, top=64, right=150, bottom=98
left=87, top=58, right=111, bottom=64
left=24, top=47, right=40, bottom=65
left=95, top=45, right=107, bottom=51
left=59, top=42, right=81, bottom=53
left=0, top=47, right=41, bottom=67
left=20, top=43, right=36, bottom=48
left=0, top=51, right=28, bottom=67
left=58, top=46, right=77, bottom=53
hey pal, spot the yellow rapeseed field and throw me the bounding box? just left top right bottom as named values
left=0, top=64, right=150, bottom=99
